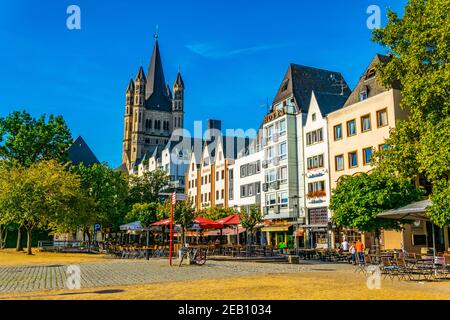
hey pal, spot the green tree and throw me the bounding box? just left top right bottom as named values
left=330, top=172, right=422, bottom=252
left=70, top=163, right=129, bottom=243
left=0, top=111, right=72, bottom=251
left=127, top=170, right=170, bottom=205
left=372, top=0, right=450, bottom=226
left=240, top=205, right=263, bottom=245
left=125, top=203, right=159, bottom=226
left=199, top=207, right=235, bottom=221
left=174, top=200, right=196, bottom=245
left=0, top=160, right=82, bottom=255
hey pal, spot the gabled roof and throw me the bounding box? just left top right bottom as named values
left=343, top=54, right=400, bottom=107
left=67, top=136, right=100, bottom=167
left=272, top=64, right=351, bottom=114
left=313, top=91, right=349, bottom=116
left=135, top=66, right=146, bottom=81
left=145, top=40, right=172, bottom=112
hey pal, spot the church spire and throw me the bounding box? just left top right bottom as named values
left=145, top=37, right=167, bottom=100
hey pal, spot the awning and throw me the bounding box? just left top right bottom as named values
left=377, top=199, right=431, bottom=221
left=119, top=221, right=149, bottom=232
left=261, top=226, right=291, bottom=232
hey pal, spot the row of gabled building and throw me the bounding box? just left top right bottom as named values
left=122, top=39, right=447, bottom=252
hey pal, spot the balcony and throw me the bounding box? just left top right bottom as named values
left=270, top=181, right=280, bottom=190
left=306, top=190, right=327, bottom=199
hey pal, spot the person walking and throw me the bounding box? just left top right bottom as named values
left=356, top=239, right=365, bottom=265
left=349, top=242, right=356, bottom=265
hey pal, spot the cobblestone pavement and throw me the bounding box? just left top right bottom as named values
left=0, top=259, right=351, bottom=294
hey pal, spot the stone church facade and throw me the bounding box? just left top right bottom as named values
left=122, top=38, right=184, bottom=170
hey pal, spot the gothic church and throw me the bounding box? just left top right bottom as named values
left=122, top=37, right=184, bottom=170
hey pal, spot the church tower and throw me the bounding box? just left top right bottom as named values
left=122, top=79, right=134, bottom=166
left=121, top=35, right=186, bottom=171
left=130, top=67, right=147, bottom=164
left=172, top=72, right=184, bottom=129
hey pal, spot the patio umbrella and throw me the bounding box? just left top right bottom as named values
left=151, top=218, right=172, bottom=226
left=193, top=216, right=224, bottom=229
left=377, top=199, right=436, bottom=260
left=217, top=214, right=241, bottom=244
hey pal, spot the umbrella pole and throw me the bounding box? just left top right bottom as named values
left=432, top=223, right=436, bottom=261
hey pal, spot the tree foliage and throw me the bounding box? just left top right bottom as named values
left=0, top=111, right=72, bottom=167
left=127, top=170, right=170, bottom=205
left=0, top=160, right=83, bottom=254
left=330, top=172, right=423, bottom=232
left=372, top=0, right=450, bottom=226
left=70, top=163, right=129, bottom=232
left=240, top=205, right=263, bottom=244
left=125, top=203, right=159, bottom=226
left=199, top=207, right=236, bottom=221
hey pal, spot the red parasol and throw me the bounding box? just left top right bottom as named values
left=151, top=218, right=172, bottom=226
left=217, top=214, right=240, bottom=226
left=193, top=216, right=224, bottom=229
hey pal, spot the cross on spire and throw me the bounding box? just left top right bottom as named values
left=154, top=25, right=159, bottom=41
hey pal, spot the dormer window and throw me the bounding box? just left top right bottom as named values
left=359, top=88, right=368, bottom=101
left=365, top=68, right=376, bottom=81
left=281, top=80, right=289, bottom=92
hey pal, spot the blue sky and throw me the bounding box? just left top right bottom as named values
left=0, top=0, right=407, bottom=168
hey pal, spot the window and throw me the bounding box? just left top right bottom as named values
left=267, top=146, right=275, bottom=161
left=266, top=193, right=277, bottom=207
left=278, top=166, right=288, bottom=183
left=240, top=165, right=247, bottom=178
left=379, top=143, right=388, bottom=151
left=279, top=119, right=286, bottom=136
left=361, top=114, right=371, bottom=132
left=281, top=80, right=289, bottom=92
left=278, top=192, right=289, bottom=208
left=306, top=128, right=324, bottom=145
left=348, top=151, right=358, bottom=168
left=279, top=142, right=287, bottom=160
left=312, top=113, right=317, bottom=122
left=334, top=124, right=343, bottom=140
left=221, top=170, right=225, bottom=180
left=335, top=155, right=344, bottom=171
left=216, top=190, right=219, bottom=200
left=377, top=109, right=388, bottom=127
left=307, top=154, right=324, bottom=170
left=255, top=183, right=261, bottom=194
left=365, top=68, right=376, bottom=80
left=256, top=161, right=261, bottom=173
left=363, top=147, right=373, bottom=165
left=265, top=169, right=277, bottom=183
left=267, top=125, right=274, bottom=142
left=248, top=185, right=254, bottom=197
left=308, top=181, right=326, bottom=193
left=216, top=172, right=219, bottom=181
left=221, top=189, right=225, bottom=199
left=359, top=90, right=368, bottom=101
left=347, top=119, right=357, bottom=136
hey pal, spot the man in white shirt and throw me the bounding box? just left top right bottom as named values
left=341, top=239, right=349, bottom=252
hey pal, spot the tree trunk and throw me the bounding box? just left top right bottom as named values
left=0, top=225, right=7, bottom=249
left=183, top=226, right=187, bottom=246
left=26, top=229, right=33, bottom=255
left=16, top=226, right=23, bottom=252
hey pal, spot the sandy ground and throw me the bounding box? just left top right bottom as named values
left=1, top=249, right=449, bottom=300
left=0, top=249, right=108, bottom=267
left=1, top=271, right=450, bottom=300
